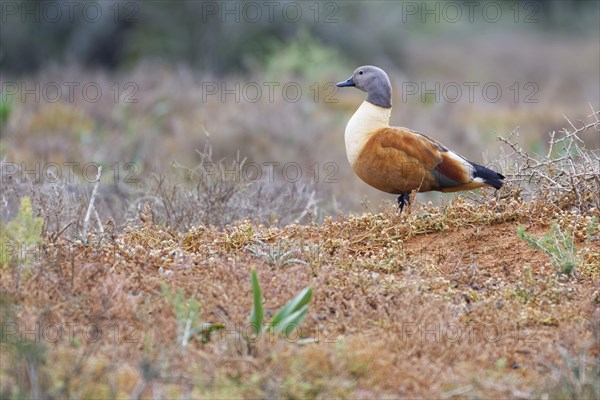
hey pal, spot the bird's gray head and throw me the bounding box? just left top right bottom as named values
left=337, top=66, right=392, bottom=108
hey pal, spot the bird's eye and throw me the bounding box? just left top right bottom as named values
left=359, top=71, right=364, bottom=75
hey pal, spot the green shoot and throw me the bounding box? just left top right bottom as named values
left=517, top=224, right=579, bottom=274
left=248, top=269, right=312, bottom=339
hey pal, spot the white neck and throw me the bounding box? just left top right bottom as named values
left=344, top=101, right=391, bottom=165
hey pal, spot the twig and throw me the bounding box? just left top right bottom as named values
left=93, top=207, right=104, bottom=234
left=441, top=385, right=473, bottom=399
left=496, top=107, right=599, bottom=211
left=82, top=166, right=102, bottom=244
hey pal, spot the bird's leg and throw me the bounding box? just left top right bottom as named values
left=396, top=194, right=410, bottom=212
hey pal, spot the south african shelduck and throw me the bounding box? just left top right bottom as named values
left=337, top=66, right=505, bottom=211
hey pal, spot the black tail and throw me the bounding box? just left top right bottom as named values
left=472, top=163, right=505, bottom=190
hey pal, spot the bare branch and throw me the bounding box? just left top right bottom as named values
left=82, top=166, right=102, bottom=244
left=496, top=107, right=599, bottom=212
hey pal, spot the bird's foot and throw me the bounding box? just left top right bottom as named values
left=396, top=194, right=410, bottom=213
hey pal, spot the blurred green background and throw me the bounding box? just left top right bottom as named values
left=1, top=0, right=598, bottom=75
left=1, top=0, right=599, bottom=223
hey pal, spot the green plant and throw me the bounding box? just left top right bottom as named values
left=1, top=293, right=47, bottom=399
left=248, top=269, right=312, bottom=337
left=262, top=30, right=348, bottom=80
left=0, top=197, right=43, bottom=268
left=245, top=240, right=307, bottom=268
left=587, top=217, right=599, bottom=240
left=517, top=224, right=579, bottom=274
left=160, top=283, right=223, bottom=346
left=543, top=346, right=600, bottom=399
left=0, top=94, right=12, bottom=127
left=249, top=269, right=264, bottom=335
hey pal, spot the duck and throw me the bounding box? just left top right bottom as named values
left=336, top=66, right=505, bottom=211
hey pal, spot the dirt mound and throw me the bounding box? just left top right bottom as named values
left=2, top=198, right=598, bottom=398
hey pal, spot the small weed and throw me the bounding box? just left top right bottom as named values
left=0, top=197, right=43, bottom=268
left=245, top=239, right=307, bottom=268
left=517, top=224, right=579, bottom=274
left=160, top=283, right=223, bottom=347
left=223, top=224, right=255, bottom=251
left=0, top=94, right=12, bottom=127
left=586, top=217, right=599, bottom=240
left=248, top=269, right=312, bottom=337
left=0, top=294, right=47, bottom=399
left=543, top=346, right=600, bottom=399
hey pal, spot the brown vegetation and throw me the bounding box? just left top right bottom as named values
left=1, top=184, right=599, bottom=398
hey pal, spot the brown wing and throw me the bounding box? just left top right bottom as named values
left=353, top=127, right=477, bottom=194
left=435, top=151, right=475, bottom=185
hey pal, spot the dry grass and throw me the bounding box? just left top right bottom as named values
left=1, top=187, right=598, bottom=398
